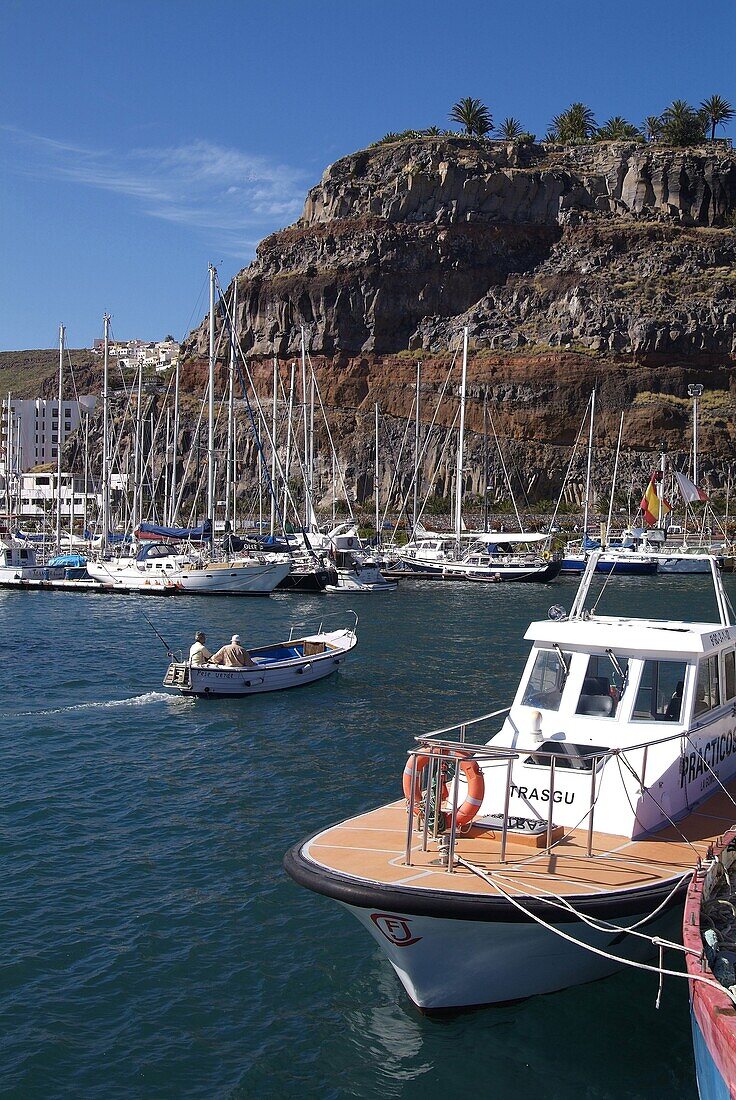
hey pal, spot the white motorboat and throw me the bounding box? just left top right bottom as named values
left=310, top=523, right=397, bottom=592
left=86, top=541, right=289, bottom=595
left=163, top=619, right=357, bottom=696
left=286, top=552, right=736, bottom=1010
left=0, top=535, right=65, bottom=583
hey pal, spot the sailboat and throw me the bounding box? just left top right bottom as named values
left=560, top=392, right=657, bottom=575
left=86, top=273, right=290, bottom=595
left=395, top=330, right=559, bottom=582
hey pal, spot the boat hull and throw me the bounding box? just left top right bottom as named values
left=284, top=843, right=685, bottom=1010
left=684, top=828, right=736, bottom=1100
left=560, top=557, right=657, bottom=575
left=277, top=567, right=337, bottom=592
left=691, top=1007, right=735, bottom=1100
left=326, top=567, right=397, bottom=592
left=164, top=629, right=356, bottom=696
left=177, top=561, right=290, bottom=594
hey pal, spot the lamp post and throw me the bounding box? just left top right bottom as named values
left=687, top=383, right=704, bottom=486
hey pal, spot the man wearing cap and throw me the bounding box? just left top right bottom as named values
left=210, top=634, right=252, bottom=667
left=189, top=631, right=212, bottom=665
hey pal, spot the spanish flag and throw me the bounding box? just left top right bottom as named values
left=640, top=471, right=671, bottom=527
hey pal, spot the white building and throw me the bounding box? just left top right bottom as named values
left=0, top=396, right=96, bottom=477
left=15, top=472, right=100, bottom=521
left=95, top=337, right=180, bottom=374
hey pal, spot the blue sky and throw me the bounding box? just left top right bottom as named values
left=2, top=0, right=735, bottom=350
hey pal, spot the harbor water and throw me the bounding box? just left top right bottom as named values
left=2, top=574, right=720, bottom=1097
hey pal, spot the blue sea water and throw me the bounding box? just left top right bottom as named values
left=2, top=575, right=723, bottom=1098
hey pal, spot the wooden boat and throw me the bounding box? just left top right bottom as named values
left=163, top=619, right=357, bottom=696
left=286, top=552, right=736, bottom=1010
left=684, top=828, right=736, bottom=1099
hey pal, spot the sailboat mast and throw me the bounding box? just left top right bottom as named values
left=55, top=323, right=65, bottom=552
left=605, top=411, right=625, bottom=545
left=4, top=392, right=11, bottom=521
left=583, top=389, right=595, bottom=537
left=283, top=363, right=295, bottom=526
left=689, top=383, right=703, bottom=486
left=375, top=402, right=380, bottom=542
left=413, top=360, right=420, bottom=537
left=83, top=405, right=90, bottom=537
left=169, top=361, right=179, bottom=526
left=308, top=362, right=315, bottom=529
left=482, top=387, right=489, bottom=533
left=300, top=328, right=310, bottom=529
left=132, top=363, right=143, bottom=533
left=207, top=262, right=216, bottom=525
left=270, top=356, right=278, bottom=538
left=101, top=313, right=110, bottom=552
left=454, top=328, right=468, bottom=547
left=225, top=282, right=237, bottom=526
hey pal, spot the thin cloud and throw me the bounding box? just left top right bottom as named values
left=0, top=125, right=307, bottom=255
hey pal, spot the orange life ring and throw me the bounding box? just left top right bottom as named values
left=402, top=751, right=485, bottom=828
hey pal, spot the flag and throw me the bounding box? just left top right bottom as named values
left=640, top=471, right=671, bottom=526
left=674, top=470, right=708, bottom=503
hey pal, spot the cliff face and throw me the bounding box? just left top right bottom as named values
left=181, top=137, right=736, bottom=509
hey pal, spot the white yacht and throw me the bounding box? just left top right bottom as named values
left=396, top=531, right=559, bottom=582
left=86, top=541, right=289, bottom=595
left=286, top=552, right=736, bottom=1009
left=309, top=524, right=397, bottom=592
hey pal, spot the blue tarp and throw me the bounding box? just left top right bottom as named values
left=136, top=520, right=212, bottom=542
left=47, top=554, right=87, bottom=567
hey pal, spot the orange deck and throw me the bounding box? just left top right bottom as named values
left=305, top=787, right=736, bottom=899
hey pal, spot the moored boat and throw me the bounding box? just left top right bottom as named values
left=684, top=829, right=736, bottom=1100
left=286, top=552, right=736, bottom=1010
left=87, top=540, right=289, bottom=595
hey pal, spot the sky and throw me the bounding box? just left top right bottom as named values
left=1, top=0, right=736, bottom=351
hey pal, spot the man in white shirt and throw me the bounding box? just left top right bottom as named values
left=189, top=631, right=212, bottom=665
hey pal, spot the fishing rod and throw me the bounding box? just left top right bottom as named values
left=141, top=607, right=174, bottom=657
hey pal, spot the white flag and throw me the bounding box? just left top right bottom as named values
left=674, top=471, right=708, bottom=503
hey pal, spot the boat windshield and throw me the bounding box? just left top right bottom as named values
left=575, top=653, right=629, bottom=718
left=521, top=648, right=572, bottom=711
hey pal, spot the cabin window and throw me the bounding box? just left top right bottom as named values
left=695, top=655, right=721, bottom=717
left=525, top=741, right=607, bottom=771
left=632, top=659, right=687, bottom=721
left=521, top=648, right=572, bottom=711
left=724, top=650, right=736, bottom=702
left=575, top=653, right=629, bottom=718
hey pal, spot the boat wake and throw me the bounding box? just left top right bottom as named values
left=14, top=691, right=175, bottom=718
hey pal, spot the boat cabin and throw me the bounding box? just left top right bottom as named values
left=481, top=559, right=736, bottom=840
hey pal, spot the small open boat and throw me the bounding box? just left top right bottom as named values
left=684, top=829, right=736, bottom=1099
left=163, top=617, right=357, bottom=697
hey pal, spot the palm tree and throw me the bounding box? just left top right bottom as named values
left=422, top=126, right=444, bottom=136
left=701, top=94, right=734, bottom=141
left=449, top=97, right=493, bottom=138
left=596, top=116, right=643, bottom=140
left=660, top=100, right=708, bottom=145
left=643, top=115, right=663, bottom=142
left=498, top=116, right=523, bottom=140
left=547, top=102, right=596, bottom=143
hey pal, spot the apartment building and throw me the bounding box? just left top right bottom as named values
left=0, top=396, right=96, bottom=476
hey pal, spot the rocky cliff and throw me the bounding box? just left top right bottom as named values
left=180, top=138, right=736, bottom=512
